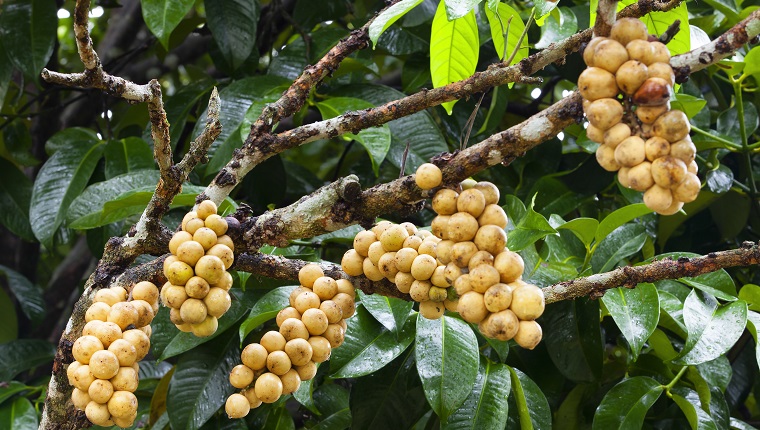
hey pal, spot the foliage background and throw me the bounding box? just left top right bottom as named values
left=1, top=0, right=760, bottom=428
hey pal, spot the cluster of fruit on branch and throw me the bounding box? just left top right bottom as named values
left=582, top=18, right=700, bottom=214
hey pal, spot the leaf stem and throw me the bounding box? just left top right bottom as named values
left=664, top=366, right=688, bottom=393
left=690, top=125, right=742, bottom=150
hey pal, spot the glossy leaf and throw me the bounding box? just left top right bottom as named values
left=738, top=284, right=760, bottom=311
left=350, top=349, right=429, bottom=430
left=592, top=377, right=663, bottom=430
left=330, top=305, right=415, bottom=378
left=507, top=195, right=557, bottom=252
left=430, top=1, right=478, bottom=114
left=0, top=339, right=54, bottom=381
left=557, top=217, right=598, bottom=248
left=206, top=0, right=258, bottom=70
left=312, top=384, right=350, bottom=428
left=657, top=290, right=687, bottom=339
left=671, top=387, right=720, bottom=430
left=357, top=290, right=414, bottom=335
left=103, top=138, right=155, bottom=179
left=0, top=288, right=17, bottom=343
left=743, top=311, right=760, bottom=369
left=601, top=283, right=659, bottom=361
left=0, top=158, right=34, bottom=241
left=141, top=0, right=195, bottom=48
left=0, top=397, right=37, bottom=430
left=30, top=132, right=104, bottom=246
left=293, top=363, right=320, bottom=414
left=0, top=45, right=11, bottom=104
left=590, top=224, right=647, bottom=273
left=673, top=290, right=747, bottom=365
left=706, top=165, right=734, bottom=194
left=649, top=253, right=738, bottom=301
left=542, top=299, right=603, bottom=382
left=443, top=357, right=511, bottom=429
left=671, top=94, right=707, bottom=119
left=443, top=0, right=480, bottom=20
left=508, top=367, right=552, bottom=430
left=717, top=102, right=759, bottom=143
left=167, top=330, right=239, bottom=430
left=0, top=0, right=56, bottom=78
left=415, top=314, right=479, bottom=421
left=594, top=203, right=652, bottom=244
left=0, top=265, right=45, bottom=325
left=238, top=285, right=297, bottom=342
left=484, top=3, right=529, bottom=62
left=369, top=0, right=424, bottom=46
left=316, top=97, right=392, bottom=176
left=535, top=8, right=578, bottom=49
left=745, top=46, right=760, bottom=78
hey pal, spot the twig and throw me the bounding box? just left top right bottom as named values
left=659, top=19, right=681, bottom=44
left=594, top=0, right=618, bottom=37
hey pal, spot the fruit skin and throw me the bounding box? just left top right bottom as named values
left=415, top=163, right=442, bottom=190
left=578, top=67, right=619, bottom=100
left=510, top=284, right=545, bottom=320
left=226, top=393, right=251, bottom=419
left=255, top=373, right=284, bottom=404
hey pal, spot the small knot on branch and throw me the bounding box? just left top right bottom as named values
left=742, top=241, right=755, bottom=248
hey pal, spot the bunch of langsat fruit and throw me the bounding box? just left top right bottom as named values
left=161, top=200, right=235, bottom=337
left=225, top=264, right=356, bottom=419
left=68, top=281, right=159, bottom=427
left=342, top=163, right=545, bottom=349
left=581, top=18, right=700, bottom=215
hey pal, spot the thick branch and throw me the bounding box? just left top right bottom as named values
left=594, top=0, right=618, bottom=37
left=544, top=242, right=760, bottom=303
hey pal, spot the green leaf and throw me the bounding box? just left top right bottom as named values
left=0, top=158, right=34, bottom=241
left=484, top=3, right=529, bottom=63
left=717, top=102, right=759, bottom=142
left=535, top=8, right=578, bottom=49
left=261, top=405, right=296, bottom=430
left=746, top=311, right=760, bottom=369
left=443, top=0, right=480, bottom=20
left=0, top=265, right=44, bottom=325
left=312, top=384, right=350, bottom=428
left=671, top=387, right=720, bottom=430
left=739, top=284, right=760, bottom=311
left=316, top=97, right=392, bottom=176
left=206, top=0, right=258, bottom=70
left=238, top=94, right=285, bottom=144
left=141, top=0, right=195, bottom=48
left=0, top=44, right=12, bottom=104
left=103, top=138, right=155, bottom=179
left=0, top=339, right=54, bottom=381
left=744, top=46, right=760, bottom=78
left=30, top=132, right=104, bottom=246
left=671, top=94, right=707, bottom=119
left=602, top=283, right=659, bottom=361
left=357, top=290, right=414, bottom=336
left=350, top=349, right=429, bottom=430
left=165, top=79, right=216, bottom=150
left=330, top=305, right=415, bottom=378
left=0, top=397, right=37, bottom=430
left=369, top=0, right=424, bottom=46
left=430, top=1, right=479, bottom=115
left=673, top=291, right=747, bottom=365
left=590, top=224, right=647, bottom=273
left=595, top=203, right=652, bottom=244
left=0, top=0, right=56, bottom=78
left=0, top=288, right=17, bottom=343
left=167, top=330, right=239, bottom=430
left=443, top=357, right=511, bottom=429
left=646, top=329, right=679, bottom=362
left=557, top=218, right=598, bottom=247
left=159, top=289, right=258, bottom=360
left=592, top=377, right=663, bottom=430
left=507, top=195, right=557, bottom=252
left=415, top=314, right=479, bottom=421
left=293, top=363, right=319, bottom=414
left=542, top=299, right=603, bottom=382
left=238, top=285, right=298, bottom=342
left=731, top=418, right=758, bottom=430
left=67, top=170, right=161, bottom=229
left=508, top=367, right=552, bottom=430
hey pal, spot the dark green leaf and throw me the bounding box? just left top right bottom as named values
left=0, top=265, right=45, bottom=325
left=293, top=363, right=320, bottom=414
left=743, top=311, right=760, bottom=369
left=0, top=44, right=12, bottom=104
left=0, top=0, right=56, bottom=78
left=695, top=356, right=732, bottom=393
left=330, top=305, right=415, bottom=378
left=261, top=405, right=296, bottom=430
left=67, top=170, right=160, bottom=229
left=415, top=314, right=479, bottom=421
left=357, top=290, right=414, bottom=335
left=595, top=203, right=652, bottom=244
left=0, top=381, right=30, bottom=406
left=0, top=158, right=34, bottom=241
left=165, top=79, right=216, bottom=150
left=443, top=357, right=511, bottom=429
left=507, top=195, right=557, bottom=252
left=484, top=3, right=529, bottom=62
left=167, top=330, right=239, bottom=430
left=316, top=97, right=391, bottom=176
left=0, top=397, right=37, bottom=430
left=30, top=132, right=104, bottom=246
left=601, top=283, right=659, bottom=361
left=140, top=0, right=195, bottom=48
left=671, top=387, right=719, bottom=430
left=590, top=224, right=647, bottom=273
left=0, top=288, right=17, bottom=343
left=238, top=285, right=297, bottom=342
left=706, top=165, right=733, bottom=194
left=313, top=383, right=349, bottom=418
left=508, top=367, right=552, bottom=430
left=731, top=418, right=758, bottom=430
left=592, top=377, right=663, bottom=430
left=430, top=1, right=478, bottom=114
left=647, top=329, right=679, bottom=361
left=0, top=339, right=54, bottom=381
left=542, top=299, right=603, bottom=382
left=673, top=291, right=747, bottom=365
left=368, top=0, right=424, bottom=46
left=206, top=0, right=258, bottom=70
left=103, top=138, right=155, bottom=179
left=350, top=349, right=429, bottom=430
left=717, top=102, right=759, bottom=142
left=557, top=217, right=598, bottom=248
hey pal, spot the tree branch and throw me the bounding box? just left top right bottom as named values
left=594, top=0, right=618, bottom=37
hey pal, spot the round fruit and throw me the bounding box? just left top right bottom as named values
left=380, top=225, right=409, bottom=252
left=108, top=339, right=137, bottom=367
left=195, top=255, right=225, bottom=284
left=242, top=343, right=268, bottom=370
left=308, top=336, right=332, bottom=362
left=645, top=137, right=670, bottom=161
left=89, top=350, right=120, bottom=379
left=478, top=204, right=508, bottom=228
left=469, top=264, right=501, bottom=294
left=450, top=241, right=478, bottom=267
left=651, top=156, right=687, bottom=188
left=180, top=298, right=207, bottom=324
left=280, top=368, right=302, bottom=395
left=353, top=231, right=377, bottom=257
left=614, top=136, right=646, bottom=167
left=478, top=310, right=519, bottom=341
left=432, top=189, right=459, bottom=215
left=295, top=361, right=318, bottom=381
left=473, top=182, right=500, bottom=205
left=85, top=401, right=112, bottom=426
left=419, top=300, right=445, bottom=319
left=636, top=104, right=669, bottom=124
left=493, top=251, right=524, bottom=283
left=261, top=331, right=287, bottom=353
left=110, top=366, right=138, bottom=392
left=510, top=284, right=545, bottom=320
left=673, top=173, right=700, bottom=203
left=255, top=373, right=283, bottom=404
left=447, top=212, right=479, bottom=242
left=473, top=225, right=507, bottom=255
left=341, top=249, right=364, bottom=276
left=616, top=60, right=648, bottom=94
left=484, top=283, right=513, bottom=312
left=592, top=39, right=629, bottom=73
left=86, top=302, right=110, bottom=322
left=415, top=163, right=442, bottom=190
left=319, top=300, right=344, bottom=324
left=88, top=378, right=114, bottom=404
left=229, top=364, right=255, bottom=389
left=165, top=261, right=194, bottom=286
left=267, top=350, right=292, bottom=375
left=207, top=244, right=234, bottom=270
left=280, top=317, right=310, bottom=341
left=632, top=77, right=672, bottom=107
left=610, top=18, right=648, bottom=46
left=627, top=161, right=654, bottom=192
left=626, top=39, right=653, bottom=65
left=457, top=291, right=489, bottom=323
left=586, top=98, right=624, bottom=130
left=226, top=393, right=251, bottom=419
left=457, top=188, right=487, bottom=217
left=603, top=123, right=631, bottom=148
left=284, top=338, right=313, bottom=366
left=653, top=110, right=690, bottom=142
left=73, top=335, right=104, bottom=365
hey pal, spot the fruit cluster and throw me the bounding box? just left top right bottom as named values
left=68, top=282, right=159, bottom=427
left=161, top=200, right=234, bottom=337
left=225, top=264, right=356, bottom=419
left=581, top=18, right=700, bottom=215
